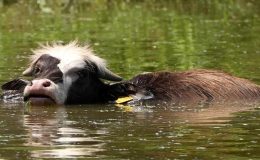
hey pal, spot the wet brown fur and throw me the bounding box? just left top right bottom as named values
left=128, top=69, right=260, bottom=103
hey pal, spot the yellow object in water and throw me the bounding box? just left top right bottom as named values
left=115, top=104, right=133, bottom=112
left=115, top=96, right=133, bottom=104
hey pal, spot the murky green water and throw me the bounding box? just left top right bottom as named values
left=0, top=0, right=259, bottom=159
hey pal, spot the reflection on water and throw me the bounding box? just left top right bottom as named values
left=0, top=0, right=259, bottom=159
left=0, top=102, right=257, bottom=159
left=31, top=148, right=104, bottom=159
left=22, top=106, right=105, bottom=158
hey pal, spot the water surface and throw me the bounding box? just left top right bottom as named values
left=0, top=1, right=259, bottom=159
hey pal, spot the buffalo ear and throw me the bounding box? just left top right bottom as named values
left=1, top=79, right=29, bottom=91
left=22, top=67, right=34, bottom=76
left=97, top=67, right=123, bottom=81
left=90, top=62, right=122, bottom=81
left=85, top=61, right=123, bottom=81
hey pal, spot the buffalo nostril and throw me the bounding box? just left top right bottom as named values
left=42, top=81, right=51, bottom=87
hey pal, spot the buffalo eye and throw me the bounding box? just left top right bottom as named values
left=34, top=66, right=41, bottom=75
left=77, top=70, right=88, bottom=78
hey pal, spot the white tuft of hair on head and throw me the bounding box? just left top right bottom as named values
left=30, top=41, right=107, bottom=75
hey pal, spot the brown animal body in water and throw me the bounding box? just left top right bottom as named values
left=126, top=70, right=260, bottom=103
left=1, top=42, right=260, bottom=105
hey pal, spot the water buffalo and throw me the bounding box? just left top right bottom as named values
left=1, top=42, right=260, bottom=105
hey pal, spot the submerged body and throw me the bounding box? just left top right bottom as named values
left=2, top=70, right=260, bottom=105
left=127, top=70, right=260, bottom=103
left=1, top=42, right=260, bottom=105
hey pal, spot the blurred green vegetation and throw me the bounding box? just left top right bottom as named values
left=0, top=1, right=259, bottom=159
left=0, top=0, right=259, bottom=81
